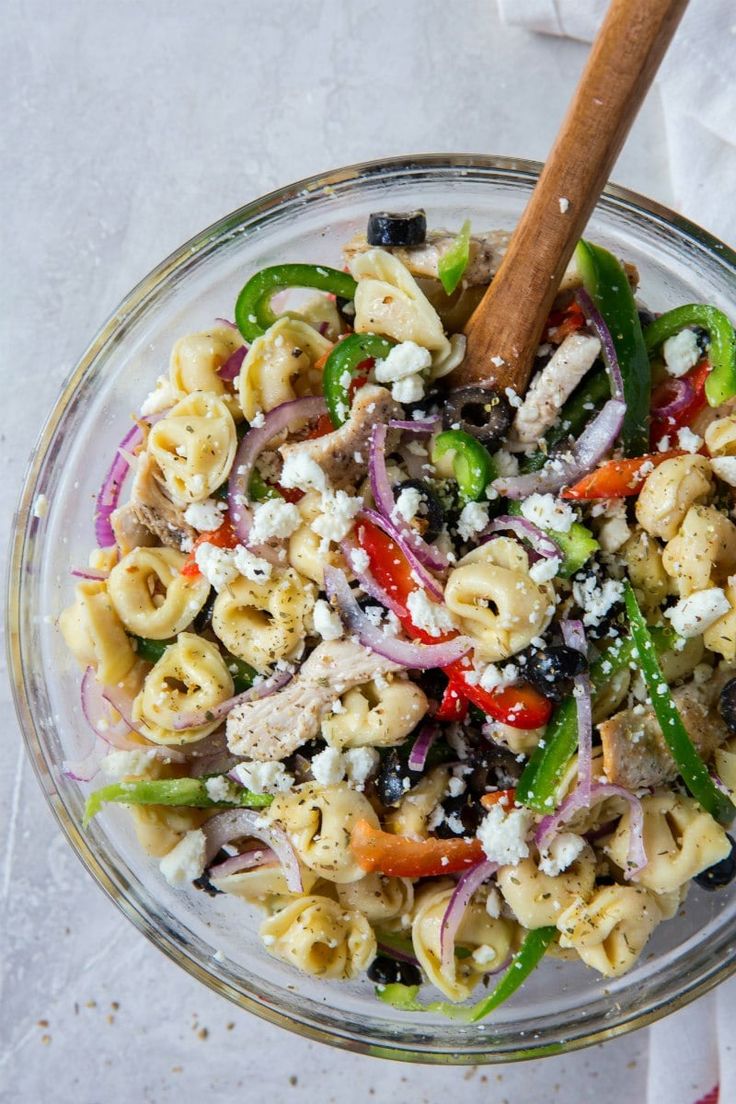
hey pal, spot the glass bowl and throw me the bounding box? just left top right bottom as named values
left=8, top=155, right=736, bottom=1064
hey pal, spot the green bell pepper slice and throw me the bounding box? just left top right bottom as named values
left=83, top=777, right=273, bottom=827
left=438, top=219, right=471, bottom=296
left=521, top=364, right=610, bottom=474
left=376, top=926, right=556, bottom=1022
left=517, top=625, right=676, bottom=812
left=132, top=635, right=175, bottom=663
left=643, top=305, right=736, bottom=407
left=322, top=333, right=395, bottom=427
left=624, top=583, right=736, bottom=825
left=576, top=239, right=650, bottom=456
left=432, top=429, right=496, bottom=504
left=506, top=500, right=598, bottom=578
left=235, top=264, right=357, bottom=342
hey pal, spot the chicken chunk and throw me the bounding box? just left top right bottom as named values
left=278, top=384, right=400, bottom=490
left=226, top=639, right=402, bottom=760
left=599, top=673, right=732, bottom=791
left=510, top=333, right=602, bottom=447
left=128, top=452, right=197, bottom=552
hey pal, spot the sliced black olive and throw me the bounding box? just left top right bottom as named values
left=694, top=835, right=735, bottom=890
left=525, top=646, right=588, bottom=702
left=368, top=955, right=422, bottom=987
left=393, top=479, right=444, bottom=543
left=443, top=387, right=514, bottom=447
left=193, top=590, right=217, bottom=633
left=367, top=210, right=427, bottom=248
left=637, top=308, right=656, bottom=329
left=434, top=793, right=484, bottom=838
left=719, top=678, right=736, bottom=733
left=375, top=749, right=410, bottom=806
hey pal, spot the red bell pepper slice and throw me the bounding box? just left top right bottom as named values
left=650, top=360, right=710, bottom=450
left=435, top=675, right=469, bottom=722
left=543, top=301, right=586, bottom=344
left=561, top=451, right=684, bottom=500
left=181, top=517, right=239, bottom=577
left=350, top=819, right=485, bottom=877
left=444, top=661, right=553, bottom=728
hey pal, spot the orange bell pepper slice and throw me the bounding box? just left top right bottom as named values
left=181, top=517, right=239, bottom=577
left=561, top=451, right=684, bottom=500
left=480, top=788, right=516, bottom=811
left=350, top=819, right=485, bottom=878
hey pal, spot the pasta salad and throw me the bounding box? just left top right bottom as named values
left=60, top=210, right=736, bottom=1020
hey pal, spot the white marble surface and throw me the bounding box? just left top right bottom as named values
left=0, top=2, right=677, bottom=1101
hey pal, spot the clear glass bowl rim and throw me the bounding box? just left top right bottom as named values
left=8, top=153, right=736, bottom=1065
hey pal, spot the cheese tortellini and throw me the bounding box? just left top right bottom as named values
left=337, top=873, right=414, bottom=924
left=496, top=849, right=596, bottom=929
left=267, top=783, right=380, bottom=884
left=411, top=880, right=516, bottom=1001
left=349, top=249, right=451, bottom=366
left=322, top=677, right=428, bottom=750
left=704, top=414, right=736, bottom=456
left=132, top=632, right=234, bottom=744
left=107, top=546, right=210, bottom=639
left=384, top=767, right=450, bottom=839
left=445, top=537, right=555, bottom=662
left=238, top=317, right=332, bottom=422
left=603, top=791, right=732, bottom=893
left=147, top=391, right=236, bottom=506
left=662, top=504, right=736, bottom=597
left=622, top=527, right=671, bottom=613
left=212, top=864, right=320, bottom=905
left=715, top=737, right=736, bottom=796
left=259, top=895, right=376, bottom=980
left=59, top=580, right=137, bottom=685
left=212, top=569, right=315, bottom=671
left=287, top=492, right=344, bottom=586
left=635, top=454, right=712, bottom=542
left=557, top=886, right=662, bottom=977
left=169, top=326, right=244, bottom=418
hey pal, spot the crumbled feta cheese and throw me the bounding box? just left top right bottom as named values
left=33, top=494, right=49, bottom=519
left=677, top=426, right=703, bottom=454
left=310, top=490, right=362, bottom=544
left=447, top=775, right=466, bottom=798
left=529, top=557, right=559, bottom=584
left=280, top=452, right=329, bottom=494
left=233, top=544, right=273, bottom=583
left=344, top=747, right=379, bottom=790
left=190, top=473, right=206, bottom=496
left=406, top=590, right=456, bottom=637
left=504, top=386, right=522, bottom=408
left=232, top=760, right=294, bottom=794
left=665, top=587, right=731, bottom=638
left=520, top=493, right=576, bottom=533
left=348, top=546, right=370, bottom=574
left=204, top=776, right=238, bottom=802
left=313, top=598, right=343, bottom=641
left=485, top=886, right=502, bottom=919
left=194, top=542, right=239, bottom=591
left=184, top=498, right=225, bottom=532
left=479, top=663, right=519, bottom=692
left=572, top=574, right=624, bottom=628
left=491, top=355, right=506, bottom=368
left=250, top=410, right=265, bottom=427
left=310, top=747, right=346, bottom=786
left=472, top=944, right=498, bottom=966
left=494, top=449, right=519, bottom=478
left=710, top=456, right=736, bottom=487
left=159, top=829, right=207, bottom=885
left=374, top=340, right=432, bottom=383
left=141, top=375, right=177, bottom=416
left=558, top=196, right=570, bottom=214
left=250, top=499, right=302, bottom=543
left=597, top=507, right=631, bottom=554
left=101, top=748, right=158, bottom=778
left=538, top=832, right=586, bottom=877
left=477, top=805, right=532, bottom=866
left=391, top=374, right=425, bottom=404
left=457, top=501, right=490, bottom=542
left=663, top=329, right=700, bottom=377
left=393, top=485, right=423, bottom=524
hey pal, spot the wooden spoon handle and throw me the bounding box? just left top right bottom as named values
left=452, top=0, right=688, bottom=394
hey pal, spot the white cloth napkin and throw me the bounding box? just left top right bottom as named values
left=497, top=0, right=736, bottom=248
left=497, top=5, right=736, bottom=1101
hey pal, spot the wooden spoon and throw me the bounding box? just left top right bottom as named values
left=451, top=0, right=688, bottom=395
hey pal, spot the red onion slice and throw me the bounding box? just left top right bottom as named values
left=172, top=668, right=293, bottom=730
left=535, top=781, right=646, bottom=878
left=388, top=416, right=442, bottom=433
left=377, top=941, right=420, bottom=967
left=369, top=423, right=448, bottom=572
left=82, top=667, right=147, bottom=751
left=651, top=376, right=695, bottom=420
left=360, top=508, right=445, bottom=602
left=560, top=619, right=592, bottom=802
left=62, top=740, right=106, bottom=783
left=71, top=567, right=111, bottom=581
left=575, top=288, right=625, bottom=403
left=94, top=421, right=145, bottom=547
left=407, top=724, right=437, bottom=772
left=324, top=566, right=472, bottom=669
left=484, top=516, right=562, bottom=561
left=228, top=395, right=327, bottom=549
left=203, top=808, right=302, bottom=892
left=217, top=344, right=247, bottom=382
left=439, top=859, right=498, bottom=972
left=215, top=318, right=238, bottom=331
left=208, top=845, right=278, bottom=878
left=493, top=398, right=626, bottom=499
left=341, top=537, right=406, bottom=619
